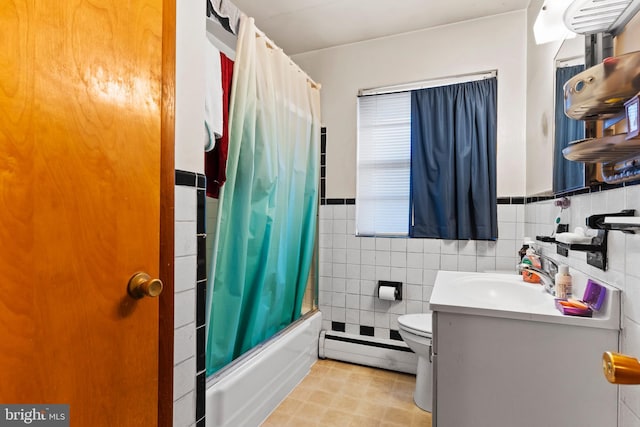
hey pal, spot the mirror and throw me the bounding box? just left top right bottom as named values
left=551, top=33, right=615, bottom=194
left=552, top=35, right=585, bottom=193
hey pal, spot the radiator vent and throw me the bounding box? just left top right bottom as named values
left=318, top=330, right=417, bottom=374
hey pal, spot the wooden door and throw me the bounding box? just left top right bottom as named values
left=0, top=0, right=172, bottom=425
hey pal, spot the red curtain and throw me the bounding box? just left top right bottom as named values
left=205, top=52, right=234, bottom=198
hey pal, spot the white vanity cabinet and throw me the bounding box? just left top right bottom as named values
left=430, top=271, right=620, bottom=427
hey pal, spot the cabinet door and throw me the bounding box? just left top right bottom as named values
left=431, top=312, right=438, bottom=427
left=434, top=311, right=618, bottom=427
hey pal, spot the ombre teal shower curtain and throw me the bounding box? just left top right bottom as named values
left=206, top=16, right=321, bottom=375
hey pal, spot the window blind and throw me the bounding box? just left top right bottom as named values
left=356, top=91, right=411, bottom=236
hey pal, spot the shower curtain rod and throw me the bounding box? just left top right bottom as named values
left=205, top=1, right=320, bottom=91
left=251, top=23, right=321, bottom=91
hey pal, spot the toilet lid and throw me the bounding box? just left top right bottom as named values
left=398, top=313, right=432, bottom=338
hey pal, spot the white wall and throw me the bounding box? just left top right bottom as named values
left=174, top=14, right=236, bottom=174
left=293, top=10, right=528, bottom=198
left=175, top=0, right=206, bottom=173
left=525, top=0, right=567, bottom=196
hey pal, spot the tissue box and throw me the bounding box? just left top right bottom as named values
left=555, top=279, right=607, bottom=317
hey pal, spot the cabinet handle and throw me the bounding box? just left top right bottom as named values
left=603, top=352, right=640, bottom=384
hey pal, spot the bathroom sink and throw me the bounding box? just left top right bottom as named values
left=432, top=271, right=620, bottom=426
left=429, top=271, right=619, bottom=329
left=443, top=273, right=552, bottom=312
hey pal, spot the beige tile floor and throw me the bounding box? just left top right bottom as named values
left=261, top=359, right=432, bottom=427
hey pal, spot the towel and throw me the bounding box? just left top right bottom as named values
left=207, top=0, right=242, bottom=34
left=204, top=36, right=223, bottom=151
left=205, top=52, right=234, bottom=198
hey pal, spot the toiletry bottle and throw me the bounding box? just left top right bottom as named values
left=521, top=248, right=541, bottom=283
left=518, top=239, right=530, bottom=260
left=555, top=265, right=573, bottom=299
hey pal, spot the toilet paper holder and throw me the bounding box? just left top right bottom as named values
left=378, top=280, right=402, bottom=301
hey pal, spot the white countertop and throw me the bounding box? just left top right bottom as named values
left=429, top=270, right=620, bottom=330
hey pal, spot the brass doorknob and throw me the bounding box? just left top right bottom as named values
left=603, top=351, right=640, bottom=384
left=128, top=272, right=163, bottom=299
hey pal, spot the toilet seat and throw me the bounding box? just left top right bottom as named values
left=398, top=313, right=432, bottom=338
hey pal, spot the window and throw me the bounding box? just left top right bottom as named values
left=356, top=91, right=411, bottom=236
left=356, top=74, right=498, bottom=240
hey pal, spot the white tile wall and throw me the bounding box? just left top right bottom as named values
left=174, top=323, right=196, bottom=365
left=173, top=357, right=197, bottom=401
left=525, top=184, right=640, bottom=427
left=318, top=202, right=525, bottom=336
left=175, top=288, right=196, bottom=330
left=319, top=187, right=640, bottom=425
left=174, top=185, right=198, bottom=427
left=175, top=186, right=198, bottom=221
left=175, top=221, right=198, bottom=257
left=173, top=391, right=195, bottom=427
left=174, top=255, right=197, bottom=293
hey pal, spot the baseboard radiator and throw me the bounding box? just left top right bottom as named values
left=318, top=330, right=417, bottom=374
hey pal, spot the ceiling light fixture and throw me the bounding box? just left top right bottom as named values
left=534, top=0, right=577, bottom=45
left=563, top=0, right=640, bottom=35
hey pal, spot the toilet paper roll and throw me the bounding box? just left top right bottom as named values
left=379, top=286, right=397, bottom=301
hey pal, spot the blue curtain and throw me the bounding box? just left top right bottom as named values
left=206, top=17, right=320, bottom=375
left=409, top=78, right=497, bottom=240
left=553, top=65, right=585, bottom=193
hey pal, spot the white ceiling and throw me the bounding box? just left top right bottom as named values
left=231, top=0, right=532, bottom=55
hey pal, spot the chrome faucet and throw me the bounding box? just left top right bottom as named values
left=536, top=253, right=560, bottom=276
left=516, top=252, right=559, bottom=296
left=517, top=263, right=556, bottom=295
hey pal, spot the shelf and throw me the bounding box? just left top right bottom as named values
left=588, top=209, right=638, bottom=234
left=556, top=241, right=604, bottom=252
left=561, top=51, right=640, bottom=184
left=601, top=157, right=640, bottom=184
left=535, top=225, right=569, bottom=244
left=599, top=214, right=640, bottom=233
left=604, top=216, right=640, bottom=224
left=554, top=229, right=608, bottom=271
left=563, top=51, right=640, bottom=121
left=562, top=134, right=640, bottom=164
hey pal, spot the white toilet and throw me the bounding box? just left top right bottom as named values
left=397, top=313, right=432, bottom=412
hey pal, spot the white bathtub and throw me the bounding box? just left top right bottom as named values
left=205, top=311, right=322, bottom=427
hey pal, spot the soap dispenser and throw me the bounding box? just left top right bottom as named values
left=555, top=265, right=573, bottom=299
left=521, top=248, right=541, bottom=284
